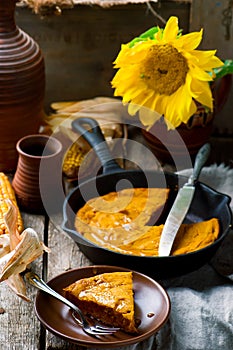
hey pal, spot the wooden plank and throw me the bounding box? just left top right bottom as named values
left=45, top=215, right=160, bottom=349
left=0, top=213, right=45, bottom=350
left=45, top=216, right=90, bottom=349
left=190, top=0, right=233, bottom=134
left=46, top=216, right=91, bottom=281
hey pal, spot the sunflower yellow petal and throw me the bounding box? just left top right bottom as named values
left=115, top=42, right=151, bottom=67
left=191, top=50, right=224, bottom=70
left=196, top=93, right=213, bottom=111
left=176, top=30, right=203, bottom=51
left=139, top=106, right=162, bottom=128
left=143, top=93, right=161, bottom=112
left=174, top=86, right=195, bottom=120
left=133, top=89, right=155, bottom=107
left=150, top=94, right=167, bottom=116
left=161, top=85, right=197, bottom=128
left=189, top=64, right=213, bottom=81
left=122, top=86, right=144, bottom=103
left=164, top=93, right=185, bottom=128
left=191, top=80, right=213, bottom=110
left=128, top=103, right=140, bottom=115
left=163, top=16, right=179, bottom=41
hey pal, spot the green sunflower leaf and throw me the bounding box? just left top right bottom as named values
left=129, top=26, right=160, bottom=48
left=213, top=59, right=233, bottom=79
left=128, top=27, right=182, bottom=48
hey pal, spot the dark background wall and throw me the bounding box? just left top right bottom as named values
left=15, top=2, right=190, bottom=111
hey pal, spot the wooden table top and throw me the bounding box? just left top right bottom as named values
left=0, top=127, right=232, bottom=349
left=0, top=128, right=161, bottom=350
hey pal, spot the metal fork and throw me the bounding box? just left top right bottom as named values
left=26, top=271, right=120, bottom=336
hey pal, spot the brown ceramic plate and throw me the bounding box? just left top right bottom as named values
left=34, top=265, right=170, bottom=348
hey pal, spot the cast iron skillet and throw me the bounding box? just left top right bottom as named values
left=62, top=118, right=232, bottom=279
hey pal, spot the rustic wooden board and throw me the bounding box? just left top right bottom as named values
left=45, top=217, right=90, bottom=349
left=0, top=214, right=45, bottom=350
left=47, top=217, right=91, bottom=281
left=0, top=132, right=231, bottom=349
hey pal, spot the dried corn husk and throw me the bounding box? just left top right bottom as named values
left=0, top=200, right=49, bottom=301
left=7, top=274, right=29, bottom=301
left=0, top=228, right=48, bottom=282
left=50, top=97, right=124, bottom=114
left=20, top=0, right=74, bottom=15
left=46, top=96, right=129, bottom=138
left=0, top=234, right=10, bottom=258
left=46, top=97, right=129, bottom=180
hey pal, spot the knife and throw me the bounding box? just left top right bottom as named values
left=158, top=143, right=211, bottom=257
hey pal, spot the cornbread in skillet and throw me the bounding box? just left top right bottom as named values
left=171, top=217, right=219, bottom=255
left=111, top=218, right=219, bottom=256
left=75, top=187, right=219, bottom=255
left=63, top=271, right=138, bottom=333
left=75, top=187, right=170, bottom=245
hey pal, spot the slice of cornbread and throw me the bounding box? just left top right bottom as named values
left=63, top=271, right=138, bottom=333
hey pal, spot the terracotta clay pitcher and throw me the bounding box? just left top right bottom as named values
left=12, top=135, right=63, bottom=214
left=0, top=0, right=45, bottom=171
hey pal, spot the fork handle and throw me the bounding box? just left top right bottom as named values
left=26, top=271, right=84, bottom=326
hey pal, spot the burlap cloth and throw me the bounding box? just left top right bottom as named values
left=113, top=164, right=233, bottom=350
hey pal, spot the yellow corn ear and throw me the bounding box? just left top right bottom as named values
left=0, top=172, right=24, bottom=235
left=63, top=143, right=86, bottom=178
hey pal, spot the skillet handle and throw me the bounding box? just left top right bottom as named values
left=71, top=117, right=123, bottom=174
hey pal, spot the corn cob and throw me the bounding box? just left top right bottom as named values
left=0, top=172, right=24, bottom=235
left=62, top=143, right=86, bottom=179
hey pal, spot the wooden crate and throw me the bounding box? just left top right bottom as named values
left=15, top=2, right=190, bottom=110
left=15, top=1, right=232, bottom=164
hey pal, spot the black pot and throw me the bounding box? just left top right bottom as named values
left=62, top=118, right=232, bottom=279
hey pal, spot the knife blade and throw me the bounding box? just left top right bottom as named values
left=158, top=143, right=211, bottom=257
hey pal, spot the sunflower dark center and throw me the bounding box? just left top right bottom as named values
left=140, top=44, right=189, bottom=95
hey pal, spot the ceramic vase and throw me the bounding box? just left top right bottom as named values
left=0, top=0, right=45, bottom=171
left=142, top=75, right=232, bottom=166
left=142, top=112, right=214, bottom=166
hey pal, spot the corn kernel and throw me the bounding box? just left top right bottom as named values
left=63, top=143, right=86, bottom=178
left=0, top=172, right=24, bottom=235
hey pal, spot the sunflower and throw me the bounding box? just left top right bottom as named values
left=111, top=16, right=224, bottom=129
